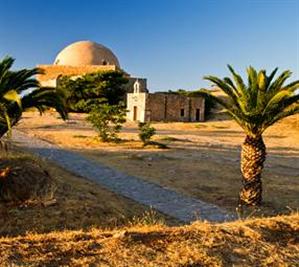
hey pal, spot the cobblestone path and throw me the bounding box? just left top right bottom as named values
left=12, top=130, right=235, bottom=223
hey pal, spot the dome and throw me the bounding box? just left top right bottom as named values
left=54, top=40, right=120, bottom=67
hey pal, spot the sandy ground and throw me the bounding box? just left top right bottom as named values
left=0, top=150, right=173, bottom=237
left=16, top=111, right=299, bottom=215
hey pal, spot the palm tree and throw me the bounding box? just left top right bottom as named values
left=0, top=56, right=67, bottom=138
left=202, top=65, right=299, bottom=207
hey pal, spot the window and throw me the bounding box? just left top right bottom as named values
left=180, top=109, right=185, bottom=117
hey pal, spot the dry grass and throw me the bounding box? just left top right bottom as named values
left=0, top=213, right=298, bottom=266
left=16, top=111, right=299, bottom=216
left=0, top=150, right=172, bottom=237
left=2, top=112, right=298, bottom=266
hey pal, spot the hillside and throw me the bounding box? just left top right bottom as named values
left=0, top=213, right=298, bottom=266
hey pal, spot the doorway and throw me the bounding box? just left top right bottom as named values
left=133, top=106, right=137, bottom=121
left=195, top=109, right=200, bottom=121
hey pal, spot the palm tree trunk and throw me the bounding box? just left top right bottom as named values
left=239, top=135, right=266, bottom=206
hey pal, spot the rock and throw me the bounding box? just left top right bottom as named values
left=42, top=199, right=57, bottom=207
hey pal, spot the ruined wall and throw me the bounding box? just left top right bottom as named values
left=127, top=92, right=205, bottom=122
left=147, top=93, right=205, bottom=122
left=146, top=94, right=165, bottom=121
left=37, top=65, right=147, bottom=97
left=190, top=97, right=205, bottom=122
left=36, top=65, right=119, bottom=82
left=39, top=78, right=57, bottom=87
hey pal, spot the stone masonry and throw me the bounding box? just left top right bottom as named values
left=127, top=92, right=205, bottom=122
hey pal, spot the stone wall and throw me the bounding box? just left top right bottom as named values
left=148, top=93, right=205, bottom=122
left=190, top=97, right=205, bottom=122
left=37, top=64, right=119, bottom=82
left=127, top=92, right=205, bottom=122
left=147, top=94, right=167, bottom=121
left=37, top=65, right=147, bottom=96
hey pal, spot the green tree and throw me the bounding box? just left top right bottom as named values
left=87, top=103, right=126, bottom=142
left=57, top=71, right=128, bottom=112
left=0, top=56, right=67, bottom=138
left=202, top=65, right=299, bottom=207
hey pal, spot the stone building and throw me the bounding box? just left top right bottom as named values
left=37, top=40, right=148, bottom=93
left=37, top=40, right=205, bottom=122
left=127, top=89, right=205, bottom=122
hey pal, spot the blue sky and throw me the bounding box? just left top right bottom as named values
left=0, top=0, right=298, bottom=91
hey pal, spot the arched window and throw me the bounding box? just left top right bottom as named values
left=134, top=79, right=141, bottom=93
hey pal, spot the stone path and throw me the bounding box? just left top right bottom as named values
left=12, top=130, right=235, bottom=223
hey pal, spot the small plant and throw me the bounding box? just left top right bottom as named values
left=129, top=208, right=165, bottom=226
left=87, top=103, right=126, bottom=142
left=138, top=122, right=168, bottom=149
left=138, top=122, right=156, bottom=146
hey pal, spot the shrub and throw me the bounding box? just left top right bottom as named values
left=138, top=122, right=156, bottom=145
left=138, top=122, right=168, bottom=149
left=0, top=157, right=56, bottom=204
left=87, top=104, right=126, bottom=142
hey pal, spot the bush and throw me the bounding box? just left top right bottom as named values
left=138, top=122, right=168, bottom=149
left=138, top=122, right=156, bottom=145
left=87, top=104, right=126, bottom=142
left=0, top=157, right=56, bottom=204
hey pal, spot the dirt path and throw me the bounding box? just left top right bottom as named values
left=11, top=129, right=235, bottom=223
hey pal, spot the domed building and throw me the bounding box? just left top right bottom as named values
left=37, top=40, right=147, bottom=92
left=53, top=41, right=120, bottom=67
left=37, top=40, right=205, bottom=122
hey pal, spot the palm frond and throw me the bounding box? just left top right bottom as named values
left=203, top=65, right=299, bottom=137
left=227, top=65, right=249, bottom=101
left=198, top=90, right=249, bottom=132
left=3, top=90, right=22, bottom=108
left=21, top=87, right=68, bottom=120
left=0, top=56, right=68, bottom=137
left=262, top=103, right=299, bottom=130
left=266, top=67, right=278, bottom=89
left=267, top=70, right=292, bottom=96
left=203, top=75, right=250, bottom=115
